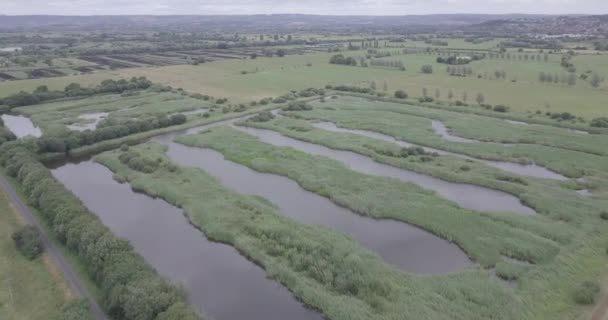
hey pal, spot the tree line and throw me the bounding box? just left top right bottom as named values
left=36, top=113, right=186, bottom=154
left=0, top=77, right=153, bottom=109
left=0, top=144, right=202, bottom=320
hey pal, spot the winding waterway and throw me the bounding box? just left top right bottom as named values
left=153, top=133, right=472, bottom=274
left=312, top=121, right=567, bottom=180
left=51, top=161, right=323, bottom=320
left=233, top=125, right=536, bottom=215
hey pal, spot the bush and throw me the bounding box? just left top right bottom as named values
left=394, top=90, right=408, bottom=99
left=572, top=281, right=600, bottom=305
left=493, top=105, right=509, bottom=113
left=283, top=101, right=312, bottom=111
left=250, top=111, right=276, bottom=123
left=418, top=97, right=434, bottom=103
left=12, top=225, right=44, bottom=259
left=61, top=299, right=90, bottom=320
left=591, top=117, right=608, bottom=128
left=421, top=65, right=433, bottom=74
left=600, top=211, right=608, bottom=220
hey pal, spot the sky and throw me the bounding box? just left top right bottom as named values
left=1, top=0, right=608, bottom=15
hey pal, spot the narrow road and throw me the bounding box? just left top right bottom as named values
left=0, top=173, right=109, bottom=320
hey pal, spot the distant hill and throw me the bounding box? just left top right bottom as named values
left=468, top=15, right=608, bottom=35
left=0, top=14, right=551, bottom=31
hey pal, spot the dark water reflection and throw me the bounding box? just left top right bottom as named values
left=51, top=162, right=323, bottom=320
left=153, top=134, right=472, bottom=274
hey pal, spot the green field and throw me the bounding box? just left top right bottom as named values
left=0, top=188, right=68, bottom=320
left=114, top=50, right=608, bottom=117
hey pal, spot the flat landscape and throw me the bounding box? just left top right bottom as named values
left=1, top=12, right=608, bottom=320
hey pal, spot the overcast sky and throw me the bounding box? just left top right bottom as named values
left=2, top=0, right=607, bottom=15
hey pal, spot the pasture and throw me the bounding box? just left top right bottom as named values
left=116, top=49, right=608, bottom=117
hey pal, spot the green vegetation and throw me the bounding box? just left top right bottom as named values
left=114, top=50, right=608, bottom=117
left=572, top=281, right=601, bottom=305
left=96, top=141, right=523, bottom=320
left=0, top=186, right=68, bottom=320
left=11, top=225, right=44, bottom=259
left=0, top=143, right=202, bottom=320
left=280, top=95, right=608, bottom=177
left=176, top=127, right=568, bottom=266
left=175, top=123, right=608, bottom=319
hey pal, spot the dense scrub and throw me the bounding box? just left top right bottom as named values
left=96, top=142, right=523, bottom=320
left=0, top=143, right=202, bottom=320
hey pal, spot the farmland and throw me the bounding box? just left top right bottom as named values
left=0, top=13, right=608, bottom=320
left=117, top=50, right=608, bottom=117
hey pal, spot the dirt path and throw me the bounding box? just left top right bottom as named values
left=591, top=292, right=608, bottom=320
left=0, top=173, right=108, bottom=320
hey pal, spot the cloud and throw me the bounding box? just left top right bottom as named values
left=1, top=0, right=607, bottom=15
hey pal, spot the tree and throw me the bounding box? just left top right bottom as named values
left=448, top=89, right=454, bottom=100
left=382, top=81, right=388, bottom=92
left=276, top=49, right=286, bottom=57
left=462, top=91, right=468, bottom=102
left=435, top=89, right=440, bottom=99
left=370, top=81, right=377, bottom=90
left=421, top=65, right=433, bottom=74
left=422, top=87, right=428, bottom=97
left=476, top=93, right=485, bottom=105
left=539, top=72, right=546, bottom=83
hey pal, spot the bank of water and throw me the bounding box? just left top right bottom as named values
left=51, top=161, right=323, bottom=320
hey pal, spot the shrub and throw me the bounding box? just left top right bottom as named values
left=12, top=225, right=44, bottom=259
left=600, top=211, right=608, bottom=220
left=459, top=165, right=471, bottom=172
left=394, top=90, right=408, bottom=99
left=418, top=97, right=434, bottom=103
left=493, top=105, right=509, bottom=113
left=61, top=299, right=90, bottom=320
left=421, top=65, right=433, bottom=74
left=591, top=117, right=608, bottom=128
left=283, top=101, right=312, bottom=111
left=572, top=281, right=600, bottom=305
left=120, top=144, right=129, bottom=152
left=249, top=111, right=275, bottom=123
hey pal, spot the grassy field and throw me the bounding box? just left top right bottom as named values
left=112, top=50, right=608, bottom=117
left=96, top=142, right=527, bottom=320
left=0, top=72, right=119, bottom=97
left=0, top=187, right=69, bottom=320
